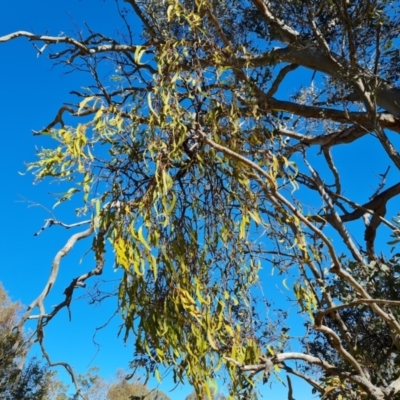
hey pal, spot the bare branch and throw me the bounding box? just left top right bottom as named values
left=0, top=31, right=156, bottom=73
left=123, top=0, right=158, bottom=39
left=34, top=218, right=91, bottom=236
left=0, top=31, right=89, bottom=52
left=370, top=166, right=390, bottom=201
left=265, top=64, right=299, bottom=99
left=286, top=374, right=294, bottom=400
left=304, top=158, right=365, bottom=263
left=251, top=0, right=300, bottom=44
left=323, top=147, right=341, bottom=195
left=339, top=182, right=400, bottom=223
left=282, top=364, right=324, bottom=395
left=205, top=6, right=230, bottom=48
left=19, top=223, right=95, bottom=328
left=374, top=125, right=400, bottom=170
left=316, top=299, right=400, bottom=322
left=266, top=99, right=400, bottom=133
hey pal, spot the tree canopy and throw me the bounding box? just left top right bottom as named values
left=2, top=0, right=400, bottom=399
left=107, top=372, right=171, bottom=400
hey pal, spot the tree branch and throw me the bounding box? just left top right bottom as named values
left=265, top=64, right=299, bottom=99
left=123, top=0, right=158, bottom=39
left=251, top=0, right=300, bottom=44
left=225, top=45, right=400, bottom=117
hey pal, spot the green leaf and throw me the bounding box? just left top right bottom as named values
left=134, top=46, right=146, bottom=65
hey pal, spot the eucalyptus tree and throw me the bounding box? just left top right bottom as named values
left=0, top=282, right=22, bottom=394
left=107, top=377, right=170, bottom=400
left=2, top=0, right=400, bottom=399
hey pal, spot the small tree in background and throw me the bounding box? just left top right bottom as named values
left=0, top=282, right=66, bottom=399
left=185, top=390, right=229, bottom=400
left=0, top=282, right=22, bottom=395
left=106, top=369, right=170, bottom=400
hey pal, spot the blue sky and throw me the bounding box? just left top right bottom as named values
left=1, top=1, right=399, bottom=399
